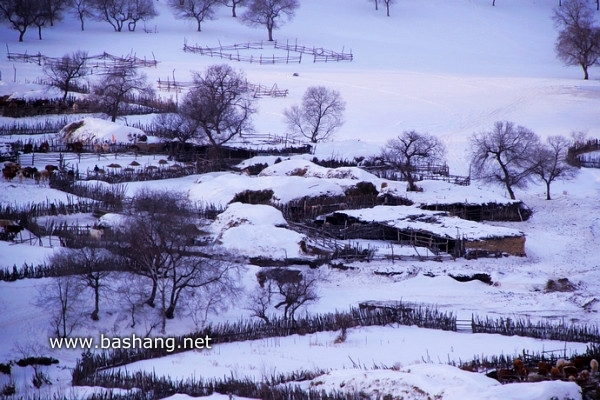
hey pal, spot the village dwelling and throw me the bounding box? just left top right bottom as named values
left=316, top=205, right=526, bottom=258
left=0, top=219, right=23, bottom=241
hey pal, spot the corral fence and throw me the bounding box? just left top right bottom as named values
left=471, top=315, right=600, bottom=343
left=157, top=77, right=289, bottom=98
left=70, top=299, right=600, bottom=399
left=567, top=138, right=600, bottom=168
left=363, top=164, right=470, bottom=186
left=6, top=46, right=158, bottom=70
left=183, top=39, right=353, bottom=64
left=0, top=94, right=175, bottom=118
left=72, top=304, right=456, bottom=384
left=0, top=116, right=72, bottom=136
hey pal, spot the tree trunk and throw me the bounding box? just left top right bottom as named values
left=165, top=304, right=175, bottom=319
left=232, top=4, right=237, bottom=17
left=19, top=30, right=25, bottom=42
left=582, top=64, right=589, bottom=80
left=196, top=19, right=202, bottom=32
left=545, top=181, right=552, bottom=200
left=38, top=25, right=43, bottom=40
left=146, top=280, right=157, bottom=307
left=268, top=27, right=273, bottom=41
left=505, top=181, right=516, bottom=200
left=92, top=284, right=100, bottom=321
left=79, top=16, right=85, bottom=31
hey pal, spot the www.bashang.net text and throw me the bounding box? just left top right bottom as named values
left=49, top=334, right=212, bottom=353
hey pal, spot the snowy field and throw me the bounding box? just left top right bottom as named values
left=1, top=0, right=600, bottom=399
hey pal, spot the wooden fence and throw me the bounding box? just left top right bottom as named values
left=183, top=39, right=353, bottom=64
left=156, top=77, right=288, bottom=98
left=567, top=138, right=600, bottom=168
left=6, top=46, right=158, bottom=70
left=0, top=117, right=72, bottom=136
left=364, top=165, right=470, bottom=186
left=184, top=42, right=303, bottom=64
left=274, top=39, right=353, bottom=62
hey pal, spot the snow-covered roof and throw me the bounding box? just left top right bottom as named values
left=332, top=205, right=524, bottom=240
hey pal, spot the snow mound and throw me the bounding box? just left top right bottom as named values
left=58, top=117, right=147, bottom=144
left=211, top=203, right=306, bottom=259
left=96, top=212, right=128, bottom=230
left=189, top=173, right=346, bottom=206
left=301, top=364, right=581, bottom=400
left=259, top=158, right=379, bottom=181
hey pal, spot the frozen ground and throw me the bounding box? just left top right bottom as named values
left=1, top=0, right=600, bottom=399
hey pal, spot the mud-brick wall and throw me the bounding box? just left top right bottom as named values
left=465, top=236, right=526, bottom=256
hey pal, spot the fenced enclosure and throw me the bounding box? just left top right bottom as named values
left=6, top=46, right=158, bottom=70
left=567, top=138, right=600, bottom=168
left=471, top=315, right=600, bottom=343
left=0, top=93, right=176, bottom=118
left=363, top=164, right=471, bottom=186
left=183, top=39, right=353, bottom=64
left=157, top=76, right=289, bottom=98
left=72, top=304, right=457, bottom=384
left=0, top=116, right=73, bottom=136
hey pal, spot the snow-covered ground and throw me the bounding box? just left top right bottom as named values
left=1, top=0, right=600, bottom=399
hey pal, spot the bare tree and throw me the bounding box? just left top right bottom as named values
left=92, top=0, right=130, bottom=31
left=32, top=5, right=50, bottom=40
left=241, top=0, right=299, bottom=41
left=115, top=273, right=158, bottom=330
left=13, top=342, right=52, bottom=388
left=180, top=64, right=256, bottom=155
left=70, top=0, right=94, bottom=31
left=249, top=268, right=319, bottom=323
left=553, top=0, right=600, bottom=79
left=531, top=135, right=579, bottom=200
left=48, top=247, right=113, bottom=321
left=0, top=0, right=38, bottom=42
left=553, top=0, right=594, bottom=30
left=381, top=130, right=446, bottom=192
left=247, top=277, right=275, bottom=324
left=273, top=271, right=319, bottom=322
left=116, top=190, right=191, bottom=309
left=168, top=0, right=221, bottom=32
left=37, top=276, right=84, bottom=338
left=157, top=255, right=237, bottom=332
left=470, top=121, right=540, bottom=200
left=118, top=190, right=239, bottom=332
left=44, top=0, right=68, bottom=26
left=152, top=112, right=199, bottom=144
left=44, top=50, right=89, bottom=102
left=220, top=0, right=246, bottom=17
left=382, top=0, right=395, bottom=16
left=284, top=86, right=346, bottom=144
left=187, top=284, right=238, bottom=330
left=127, top=0, right=157, bottom=31
left=555, top=24, right=600, bottom=80
left=91, top=64, right=154, bottom=122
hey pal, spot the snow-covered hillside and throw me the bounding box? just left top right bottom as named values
left=1, top=0, right=600, bottom=399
